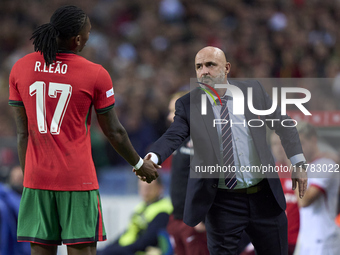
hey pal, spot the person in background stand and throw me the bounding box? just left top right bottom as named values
left=270, top=125, right=339, bottom=255
left=270, top=132, right=299, bottom=255
left=0, top=167, right=30, bottom=255
left=98, top=177, right=173, bottom=255
left=8, top=165, right=24, bottom=195
left=166, top=91, right=209, bottom=255
left=296, top=122, right=340, bottom=255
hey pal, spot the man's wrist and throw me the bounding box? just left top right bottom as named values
left=289, top=154, right=306, bottom=166
left=148, top=152, right=159, bottom=165
left=295, top=161, right=308, bottom=171
left=133, top=157, right=144, bottom=170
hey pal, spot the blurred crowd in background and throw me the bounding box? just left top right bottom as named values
left=1, top=0, right=340, bottom=181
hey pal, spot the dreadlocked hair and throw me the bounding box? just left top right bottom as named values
left=30, top=5, right=87, bottom=65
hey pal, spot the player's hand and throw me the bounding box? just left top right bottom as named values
left=133, top=154, right=161, bottom=183
left=291, top=162, right=308, bottom=198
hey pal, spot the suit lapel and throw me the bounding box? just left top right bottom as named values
left=191, top=89, right=220, bottom=160
left=230, top=80, right=255, bottom=121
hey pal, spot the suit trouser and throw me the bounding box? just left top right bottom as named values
left=205, top=180, right=288, bottom=255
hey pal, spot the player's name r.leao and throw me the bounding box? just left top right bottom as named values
left=34, top=61, right=68, bottom=74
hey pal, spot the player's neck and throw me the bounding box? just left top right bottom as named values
left=57, top=49, right=75, bottom=54
left=57, top=39, right=77, bottom=54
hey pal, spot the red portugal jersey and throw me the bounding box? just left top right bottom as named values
left=9, top=52, right=115, bottom=191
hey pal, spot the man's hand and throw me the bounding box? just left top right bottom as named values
left=133, top=154, right=161, bottom=183
left=291, top=162, right=308, bottom=198
left=194, top=222, right=206, bottom=233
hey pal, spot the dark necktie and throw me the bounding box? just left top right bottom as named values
left=220, top=97, right=237, bottom=189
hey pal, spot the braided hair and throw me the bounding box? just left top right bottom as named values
left=30, top=5, right=87, bottom=65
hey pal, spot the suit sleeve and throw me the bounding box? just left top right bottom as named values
left=150, top=97, right=190, bottom=164
left=258, top=81, right=303, bottom=159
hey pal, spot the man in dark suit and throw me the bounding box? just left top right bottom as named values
left=146, top=46, right=307, bottom=255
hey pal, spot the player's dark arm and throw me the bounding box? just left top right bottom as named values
left=96, top=108, right=159, bottom=182
left=12, top=106, right=28, bottom=175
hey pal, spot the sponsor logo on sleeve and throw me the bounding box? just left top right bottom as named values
left=106, top=88, right=114, bottom=98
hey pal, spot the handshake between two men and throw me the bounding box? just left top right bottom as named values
left=133, top=154, right=161, bottom=183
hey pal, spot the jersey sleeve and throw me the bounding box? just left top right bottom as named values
left=308, top=158, right=336, bottom=191
left=93, top=67, right=115, bottom=114
left=8, top=63, right=24, bottom=107
left=309, top=178, right=330, bottom=194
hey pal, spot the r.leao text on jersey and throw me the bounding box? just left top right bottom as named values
left=9, top=52, right=115, bottom=191
left=34, top=60, right=68, bottom=74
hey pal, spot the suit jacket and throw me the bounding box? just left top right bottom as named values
left=150, top=80, right=303, bottom=227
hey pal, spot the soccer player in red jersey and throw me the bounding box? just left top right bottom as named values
left=8, top=5, right=159, bottom=255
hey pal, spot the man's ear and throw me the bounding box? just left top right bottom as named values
left=69, top=35, right=81, bottom=52
left=225, top=62, right=231, bottom=74
left=75, top=35, right=81, bottom=46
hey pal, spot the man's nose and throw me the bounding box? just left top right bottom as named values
left=201, top=65, right=210, bottom=76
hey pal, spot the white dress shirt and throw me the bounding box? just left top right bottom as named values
left=208, top=89, right=264, bottom=189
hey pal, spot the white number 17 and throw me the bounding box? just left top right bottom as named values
left=29, top=81, right=72, bottom=135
